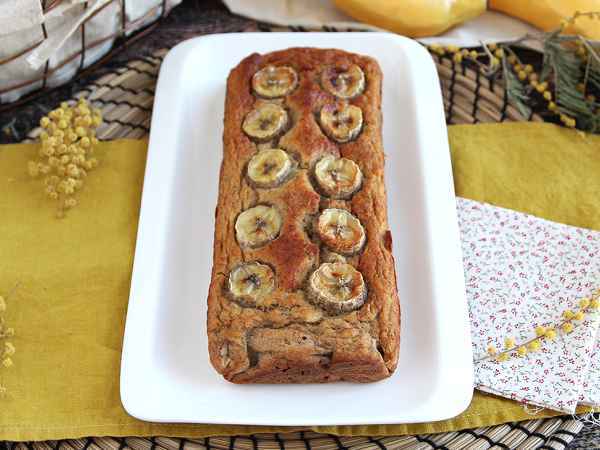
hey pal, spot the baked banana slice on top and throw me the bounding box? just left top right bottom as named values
left=242, top=103, right=288, bottom=142
left=316, top=208, right=366, bottom=256
left=308, top=262, right=367, bottom=313
left=314, top=155, right=363, bottom=199
left=252, top=65, right=298, bottom=98
left=235, top=204, right=282, bottom=248
left=321, top=65, right=365, bottom=99
left=319, top=101, right=363, bottom=143
left=228, top=261, right=275, bottom=306
left=246, top=148, right=294, bottom=188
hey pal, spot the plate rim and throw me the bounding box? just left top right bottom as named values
left=121, top=31, right=473, bottom=426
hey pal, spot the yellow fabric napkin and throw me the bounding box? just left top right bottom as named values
left=0, top=123, right=598, bottom=441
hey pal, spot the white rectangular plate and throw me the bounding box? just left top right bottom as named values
left=121, top=32, right=473, bottom=426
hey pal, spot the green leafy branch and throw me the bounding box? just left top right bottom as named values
left=428, top=11, right=600, bottom=133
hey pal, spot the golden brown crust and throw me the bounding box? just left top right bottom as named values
left=207, top=48, right=400, bottom=383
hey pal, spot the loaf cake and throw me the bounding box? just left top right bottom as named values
left=207, top=47, right=400, bottom=383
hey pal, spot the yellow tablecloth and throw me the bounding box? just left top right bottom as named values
left=0, top=122, right=598, bottom=441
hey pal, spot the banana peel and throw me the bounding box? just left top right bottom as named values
left=334, top=0, right=600, bottom=39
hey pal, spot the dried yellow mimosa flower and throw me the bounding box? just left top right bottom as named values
left=27, top=98, right=103, bottom=217
left=561, top=322, right=574, bottom=334
left=527, top=340, right=541, bottom=352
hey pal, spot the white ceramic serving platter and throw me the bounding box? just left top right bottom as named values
left=121, top=32, right=473, bottom=426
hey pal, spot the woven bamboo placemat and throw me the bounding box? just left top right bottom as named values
left=23, top=48, right=543, bottom=144
left=11, top=38, right=588, bottom=450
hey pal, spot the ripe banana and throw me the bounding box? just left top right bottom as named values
left=333, top=0, right=599, bottom=40
left=228, top=261, right=275, bottom=305
left=242, top=103, right=288, bottom=142
left=321, top=65, right=365, bottom=99
left=319, top=102, right=363, bottom=143
left=252, top=65, right=299, bottom=98
left=235, top=204, right=282, bottom=248
left=317, top=208, right=366, bottom=256
left=333, top=0, right=486, bottom=38
left=314, top=154, right=363, bottom=199
left=247, top=148, right=293, bottom=188
left=308, top=262, right=367, bottom=313
left=489, top=0, right=600, bottom=40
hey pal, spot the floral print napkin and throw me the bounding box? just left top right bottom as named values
left=457, top=197, right=600, bottom=413
left=581, top=336, right=600, bottom=406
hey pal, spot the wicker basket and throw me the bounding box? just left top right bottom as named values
left=0, top=0, right=181, bottom=106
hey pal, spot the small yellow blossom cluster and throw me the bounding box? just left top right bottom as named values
left=503, top=55, right=580, bottom=128
left=0, top=293, right=16, bottom=397
left=566, top=14, right=600, bottom=113
left=481, top=289, right=600, bottom=363
left=28, top=98, right=102, bottom=217
left=573, top=41, right=597, bottom=108
left=428, top=43, right=503, bottom=68
left=574, top=40, right=589, bottom=61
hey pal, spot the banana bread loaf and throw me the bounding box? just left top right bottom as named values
left=207, top=47, right=400, bottom=383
